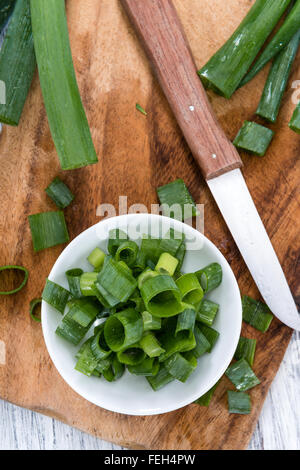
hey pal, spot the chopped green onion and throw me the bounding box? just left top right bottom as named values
left=256, top=30, right=300, bottom=123
left=28, top=211, right=69, bottom=252
left=156, top=229, right=185, bottom=258
left=175, top=242, right=186, bottom=272
left=242, top=295, right=273, bottom=332
left=117, top=345, right=146, bottom=366
left=128, top=357, right=159, bottom=376
left=97, top=257, right=137, bottom=303
left=87, top=247, right=106, bottom=270
left=115, top=240, right=139, bottom=267
left=0, top=0, right=36, bottom=125
left=138, top=268, right=159, bottom=289
left=142, top=311, right=161, bottom=331
left=30, top=0, right=98, bottom=170
left=42, top=279, right=70, bottom=314
left=104, top=308, right=143, bottom=352
left=159, top=320, right=196, bottom=362
left=289, top=100, right=300, bottom=133
left=56, top=298, right=99, bottom=345
left=175, top=308, right=196, bottom=335
left=196, top=299, right=219, bottom=326
left=140, top=274, right=183, bottom=318
left=194, top=381, right=220, bottom=407
left=147, top=364, right=175, bottom=391
left=102, top=355, right=125, bottom=382
left=198, top=324, right=220, bottom=353
left=227, top=390, right=251, bottom=415
left=65, top=269, right=83, bottom=299
left=0, top=265, right=29, bottom=295
left=192, top=325, right=211, bottom=358
left=67, top=298, right=99, bottom=328
left=136, top=103, right=147, bottom=116
left=233, top=121, right=274, bottom=157
left=195, top=263, right=222, bottom=293
left=91, top=324, right=112, bottom=360
left=164, top=352, right=197, bottom=383
left=234, top=337, right=257, bottom=367
left=139, top=332, right=165, bottom=358
left=176, top=273, right=204, bottom=305
left=94, top=281, right=120, bottom=308
left=29, top=298, right=42, bottom=323
left=157, top=179, right=198, bottom=221
left=139, top=236, right=160, bottom=266
left=75, top=338, right=99, bottom=377
left=107, top=229, right=129, bottom=256
left=79, top=272, right=98, bottom=297
left=198, top=0, right=292, bottom=98
left=155, top=252, right=178, bottom=276
left=45, top=177, right=74, bottom=209
left=240, top=1, right=300, bottom=87
left=226, top=359, right=260, bottom=391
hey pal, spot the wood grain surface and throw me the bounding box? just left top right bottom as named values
left=0, top=0, right=299, bottom=450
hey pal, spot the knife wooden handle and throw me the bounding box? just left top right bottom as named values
left=121, top=0, right=243, bottom=180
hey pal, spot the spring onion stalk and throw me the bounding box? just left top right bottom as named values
left=56, top=299, right=99, bottom=345
left=176, top=273, right=204, bottom=305
left=104, top=308, right=143, bottom=352
left=233, top=121, right=274, bottom=157
left=117, top=345, right=146, bottom=366
left=147, top=364, right=175, bottom=391
left=42, top=279, right=70, bottom=314
left=289, top=101, right=300, bottom=133
left=226, top=358, right=261, bottom=391
left=87, top=247, right=106, bottom=270
left=192, top=325, right=211, bottom=358
left=164, top=352, right=197, bottom=383
left=195, top=263, right=222, bottom=293
left=65, top=269, right=83, bottom=299
left=140, top=274, right=183, bottom=317
left=198, top=324, right=220, bottom=353
left=30, top=0, right=98, bottom=170
left=256, top=30, right=300, bottom=123
left=136, top=103, right=147, bottom=116
left=97, top=257, right=137, bottom=303
left=142, top=311, right=161, bottom=331
left=241, top=1, right=300, bottom=87
left=139, top=332, right=165, bottom=358
left=45, top=177, right=74, bottom=209
left=196, top=299, right=219, bottom=327
left=155, top=252, right=178, bottom=276
left=227, top=391, right=251, bottom=415
left=198, top=0, right=292, bottom=98
left=102, top=355, right=125, bottom=382
left=242, top=295, right=273, bottom=332
left=175, top=308, right=196, bottom=335
left=107, top=229, right=129, bottom=256
left=128, top=357, right=159, bottom=376
left=157, top=179, right=199, bottom=221
left=234, top=337, right=257, bottom=367
left=194, top=381, right=220, bottom=407
left=115, top=240, right=139, bottom=267
left=0, top=0, right=16, bottom=31
left=29, top=298, right=42, bottom=323
left=91, top=325, right=112, bottom=360
left=0, top=0, right=36, bottom=125
left=0, top=265, right=29, bottom=295
left=28, top=211, right=69, bottom=252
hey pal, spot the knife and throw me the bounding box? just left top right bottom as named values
left=121, top=0, right=300, bottom=330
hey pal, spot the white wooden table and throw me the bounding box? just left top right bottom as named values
left=0, top=331, right=299, bottom=450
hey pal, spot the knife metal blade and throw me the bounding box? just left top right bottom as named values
left=208, top=169, right=300, bottom=330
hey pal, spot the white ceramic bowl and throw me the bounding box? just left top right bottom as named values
left=42, top=213, right=242, bottom=416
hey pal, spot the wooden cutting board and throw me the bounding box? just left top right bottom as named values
left=0, top=0, right=299, bottom=450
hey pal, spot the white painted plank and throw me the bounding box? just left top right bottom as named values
left=0, top=332, right=299, bottom=450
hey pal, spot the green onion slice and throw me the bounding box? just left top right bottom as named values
left=164, top=352, right=197, bottom=383
left=196, top=299, right=219, bottom=326
left=159, top=319, right=196, bottom=362
left=28, top=211, right=69, bottom=252
left=79, top=272, right=98, bottom=297
left=91, top=324, right=112, bottom=360
left=242, top=295, right=273, bottom=332
left=155, top=252, right=179, bottom=276
left=29, top=298, right=42, bottom=323
left=176, top=273, right=204, bottom=305
left=45, top=177, right=74, bottom=209
left=42, top=279, right=70, bottom=314
left=97, top=257, right=137, bottom=303
left=175, top=307, right=196, bottom=335
left=157, top=179, right=199, bottom=221
left=128, top=357, right=159, bottom=376
left=147, top=364, right=175, bottom=391
left=75, top=338, right=99, bottom=377
left=198, top=324, right=220, bottom=353
left=227, top=391, right=251, bottom=415
left=192, top=325, right=211, bottom=358
left=142, top=311, right=161, bottom=331
left=104, top=308, right=143, bottom=352
left=226, top=359, right=260, bottom=392
left=102, top=355, right=125, bottom=382
left=107, top=229, right=129, bottom=256
left=87, top=247, right=106, bottom=270
left=139, top=332, right=165, bottom=358
left=66, top=269, right=84, bottom=299
left=117, top=344, right=146, bottom=366
left=56, top=299, right=99, bottom=345
left=233, top=121, right=274, bottom=157
left=195, top=263, right=222, bottom=293
left=115, top=240, right=139, bottom=267
left=0, top=265, right=29, bottom=295
left=140, top=274, right=183, bottom=318
left=234, top=337, right=257, bottom=367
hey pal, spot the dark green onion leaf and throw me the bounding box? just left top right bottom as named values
left=242, top=295, right=273, bottom=332
left=159, top=319, right=196, bottom=362
left=198, top=324, right=220, bottom=353
left=196, top=299, right=219, bottom=326
left=75, top=338, right=99, bottom=377
left=233, top=121, right=274, bottom=157
left=45, top=177, right=74, bottom=209
left=194, top=381, right=220, bottom=407
left=107, top=229, right=129, bottom=256
left=226, top=359, right=260, bottom=392
left=234, top=337, right=257, bottom=367
left=117, top=344, right=146, bottom=366
left=65, top=268, right=83, bottom=299
left=136, top=103, right=147, bottom=116
left=56, top=298, right=99, bottom=345
left=192, top=325, right=211, bottom=358
left=115, top=240, right=139, bottom=267
left=42, top=279, right=70, bottom=314
left=91, top=325, right=112, bottom=361
left=104, top=308, right=143, bottom=352
left=147, top=364, right=175, bottom=391
left=227, top=390, right=251, bottom=415
left=97, top=257, right=137, bottom=303
left=164, top=351, right=197, bottom=383
left=28, top=211, right=69, bottom=252
left=157, top=179, right=198, bottom=221
left=175, top=308, right=196, bottom=335
left=29, top=298, right=42, bottom=323
left=102, top=355, right=125, bottom=382
left=0, top=265, right=29, bottom=295
left=195, top=263, right=222, bottom=293
left=128, top=357, right=159, bottom=376
left=140, top=274, right=183, bottom=318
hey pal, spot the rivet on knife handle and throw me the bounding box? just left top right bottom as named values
left=120, top=0, right=243, bottom=180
